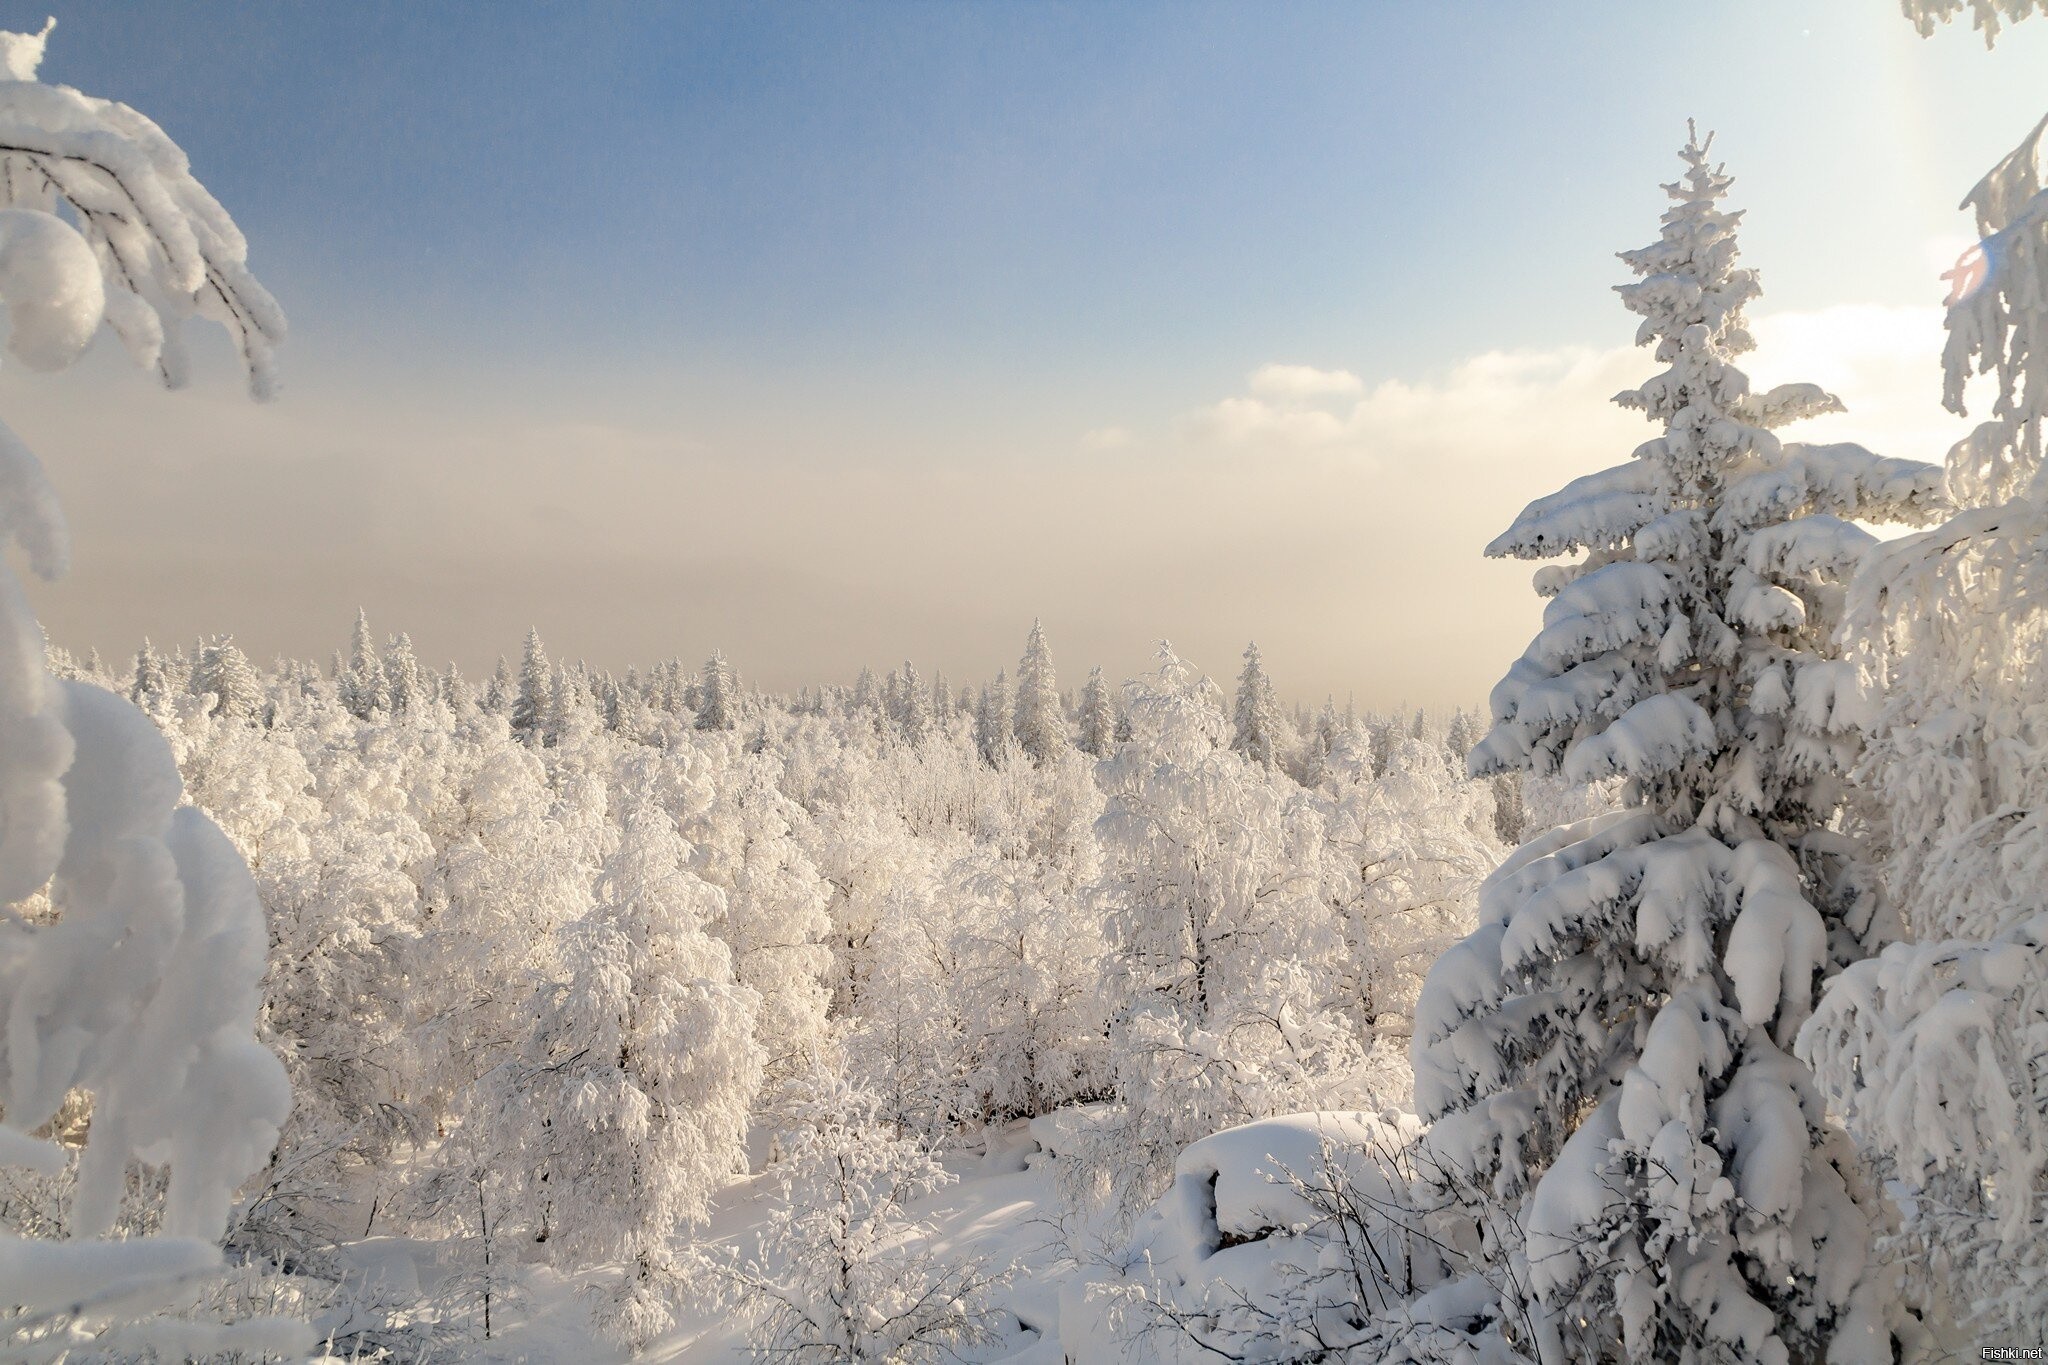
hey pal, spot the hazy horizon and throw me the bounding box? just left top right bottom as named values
left=11, top=2, right=2046, bottom=706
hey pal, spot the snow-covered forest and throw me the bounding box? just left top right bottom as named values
left=5, top=2, right=2048, bottom=1362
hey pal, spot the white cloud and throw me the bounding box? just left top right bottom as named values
left=1246, top=362, right=1365, bottom=401
left=1079, top=424, right=1136, bottom=451
left=1182, top=304, right=1964, bottom=464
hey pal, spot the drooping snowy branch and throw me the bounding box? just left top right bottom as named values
left=0, top=18, right=297, bottom=1352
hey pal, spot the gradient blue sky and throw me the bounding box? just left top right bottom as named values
left=9, top=2, right=2047, bottom=704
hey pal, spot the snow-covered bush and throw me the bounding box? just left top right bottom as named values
left=1074, top=1112, right=1430, bottom=1364
left=1414, top=128, right=1944, bottom=1363
left=705, top=1073, right=1006, bottom=1363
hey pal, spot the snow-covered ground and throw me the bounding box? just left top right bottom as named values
left=659, top=1124, right=1072, bottom=1364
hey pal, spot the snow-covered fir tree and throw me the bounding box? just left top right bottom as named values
left=1413, top=129, right=1944, bottom=1362
left=975, top=669, right=1015, bottom=767
left=192, top=634, right=263, bottom=721
left=130, top=636, right=172, bottom=710
left=1078, top=664, right=1116, bottom=757
left=339, top=608, right=388, bottom=719
left=895, top=658, right=930, bottom=745
left=384, top=630, right=424, bottom=712
left=698, top=649, right=738, bottom=731
left=1013, top=618, right=1065, bottom=765
left=512, top=626, right=550, bottom=738
left=1231, top=640, right=1284, bottom=769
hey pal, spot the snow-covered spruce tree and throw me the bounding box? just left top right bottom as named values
left=483, top=653, right=513, bottom=715
left=1014, top=618, right=1065, bottom=765
left=512, top=624, right=550, bottom=738
left=1231, top=640, right=1284, bottom=769
left=384, top=629, right=424, bottom=713
left=191, top=633, right=263, bottom=722
left=698, top=648, right=738, bottom=731
left=130, top=636, right=172, bottom=711
left=975, top=669, right=1014, bottom=767
left=895, top=658, right=931, bottom=745
left=338, top=607, right=387, bottom=719
left=0, top=19, right=304, bottom=1353
left=1413, top=130, right=1945, bottom=1363
left=1079, top=664, right=1116, bottom=757
left=1802, top=111, right=2048, bottom=1345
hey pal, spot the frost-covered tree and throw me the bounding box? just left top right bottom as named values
left=699, top=649, right=738, bottom=731
left=1231, top=641, right=1284, bottom=769
left=473, top=803, right=762, bottom=1348
left=1013, top=619, right=1065, bottom=765
left=384, top=630, right=424, bottom=713
left=512, top=626, right=550, bottom=738
left=1413, top=130, right=1944, bottom=1362
left=339, top=608, right=388, bottom=720
left=191, top=634, right=263, bottom=721
left=688, top=753, right=834, bottom=1080
left=1078, top=664, right=1116, bottom=757
left=1085, top=644, right=1350, bottom=1216
left=709, top=1073, right=1002, bottom=1363
left=130, top=636, right=171, bottom=710
left=975, top=670, right=1015, bottom=768
left=1317, top=729, right=1498, bottom=1045
left=0, top=19, right=300, bottom=1350
left=1803, top=110, right=2048, bottom=1345
left=483, top=653, right=513, bottom=715
left=894, top=659, right=930, bottom=745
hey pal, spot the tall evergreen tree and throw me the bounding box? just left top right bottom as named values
left=129, top=637, right=170, bottom=709
left=698, top=651, right=738, bottom=731
left=512, top=627, right=550, bottom=738
left=384, top=631, right=423, bottom=713
left=191, top=634, right=263, bottom=721
left=974, top=672, right=1015, bottom=768
left=340, top=608, right=388, bottom=720
left=483, top=655, right=514, bottom=716
left=895, top=660, right=930, bottom=745
left=1078, top=666, right=1116, bottom=758
left=1412, top=130, right=1945, bottom=1362
left=1013, top=620, right=1064, bottom=765
left=1230, top=641, right=1283, bottom=769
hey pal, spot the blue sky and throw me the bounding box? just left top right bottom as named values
left=12, top=3, right=2048, bottom=703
